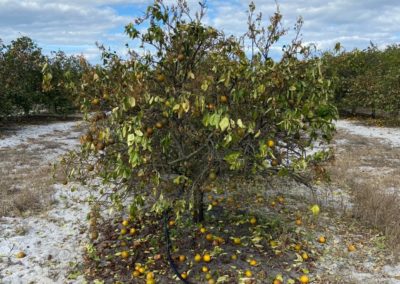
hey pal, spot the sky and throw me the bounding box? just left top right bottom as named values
left=0, top=0, right=399, bottom=63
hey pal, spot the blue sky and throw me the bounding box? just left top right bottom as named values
left=1, top=0, right=399, bottom=62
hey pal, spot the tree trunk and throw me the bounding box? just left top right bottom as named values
left=193, top=186, right=204, bottom=223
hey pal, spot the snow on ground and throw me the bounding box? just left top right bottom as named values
left=336, top=120, right=400, bottom=147
left=0, top=120, right=88, bottom=284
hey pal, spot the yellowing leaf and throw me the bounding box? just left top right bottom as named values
left=219, top=116, right=230, bottom=132
left=237, top=119, right=245, bottom=128
left=310, top=204, right=320, bottom=216
left=128, top=97, right=136, bottom=107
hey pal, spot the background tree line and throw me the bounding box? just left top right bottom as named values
left=322, top=43, right=400, bottom=117
left=0, top=36, right=85, bottom=119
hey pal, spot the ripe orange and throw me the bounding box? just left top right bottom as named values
left=130, top=228, right=136, bottom=235
left=91, top=98, right=100, bottom=106
left=146, top=127, right=154, bottom=136
left=179, top=255, right=186, bottom=262
left=168, top=220, right=175, bottom=226
left=249, top=259, right=257, bottom=266
left=206, top=234, right=213, bottom=241
left=219, top=95, right=228, bottom=103
left=267, top=139, right=275, bottom=148
left=156, top=74, right=165, bottom=82
left=181, top=272, right=188, bottom=279
left=233, top=237, right=241, bottom=245
left=245, top=270, right=252, bottom=277
left=299, top=275, right=309, bottom=283
left=203, top=253, right=211, bottom=262
left=208, top=279, right=216, bottom=284
left=302, top=252, right=309, bottom=260
left=146, top=272, right=155, bottom=280
left=16, top=251, right=26, bottom=258
left=155, top=122, right=163, bottom=129
left=194, top=254, right=202, bottom=262
left=318, top=236, right=326, bottom=244
left=273, top=280, right=282, bottom=284
left=202, top=266, right=209, bottom=273
left=121, top=251, right=129, bottom=259
left=295, top=219, right=302, bottom=226
left=122, top=220, right=129, bottom=227
left=200, top=227, right=207, bottom=234
left=132, top=270, right=141, bottom=277
left=271, top=159, right=279, bottom=167
left=348, top=244, right=356, bottom=252
left=177, top=54, right=185, bottom=61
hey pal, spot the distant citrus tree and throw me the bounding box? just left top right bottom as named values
left=62, top=0, right=337, bottom=223
left=322, top=43, right=400, bottom=117
left=0, top=36, right=44, bottom=116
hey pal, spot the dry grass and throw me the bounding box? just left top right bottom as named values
left=0, top=138, right=71, bottom=217
left=0, top=146, right=53, bottom=216
left=327, top=131, right=400, bottom=253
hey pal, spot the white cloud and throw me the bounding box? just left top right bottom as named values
left=1, top=0, right=399, bottom=62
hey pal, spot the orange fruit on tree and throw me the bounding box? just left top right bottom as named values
left=203, top=253, right=211, bottom=262
left=146, top=272, right=155, bottom=280
left=155, top=122, right=163, bottom=129
left=156, top=74, right=165, bottom=82
left=302, top=252, right=309, bottom=260
left=250, top=217, right=257, bottom=225
left=194, top=254, right=202, bottom=262
left=200, top=227, right=207, bottom=234
left=233, top=237, right=241, bottom=245
left=121, top=251, right=129, bottom=259
left=267, top=139, right=275, bottom=148
left=219, top=95, right=228, bottom=103
left=249, top=259, right=257, bottom=266
left=206, top=233, right=213, bottom=241
left=132, top=270, right=141, bottom=277
left=179, top=255, right=186, bottom=262
left=130, top=228, right=137, bottom=235
left=177, top=54, right=185, bottom=62
left=146, top=127, right=154, bottom=136
left=120, top=228, right=127, bottom=235
left=245, top=270, right=252, bottom=277
left=181, top=272, right=188, bottom=279
left=122, top=220, right=129, bottom=227
left=202, top=266, right=209, bottom=273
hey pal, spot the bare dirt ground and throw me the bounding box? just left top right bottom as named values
left=0, top=119, right=399, bottom=283
left=0, top=121, right=89, bottom=284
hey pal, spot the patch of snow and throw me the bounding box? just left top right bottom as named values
left=336, top=120, right=400, bottom=147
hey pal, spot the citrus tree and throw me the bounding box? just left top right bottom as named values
left=0, top=36, right=44, bottom=115
left=322, top=43, right=400, bottom=117
left=41, top=51, right=84, bottom=114
left=64, top=1, right=336, bottom=224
